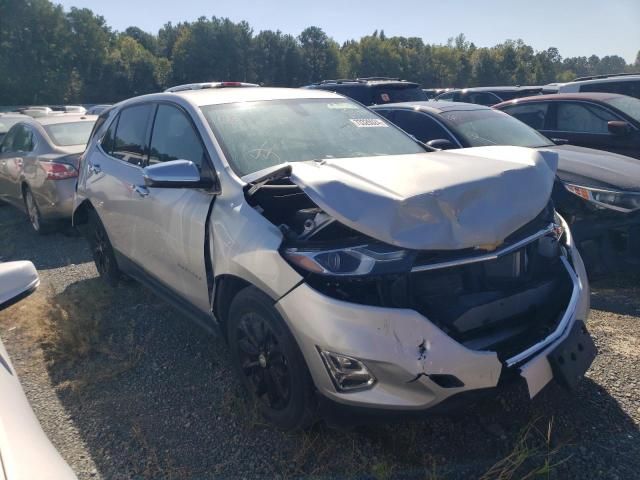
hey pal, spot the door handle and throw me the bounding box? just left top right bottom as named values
left=133, top=185, right=149, bottom=197
left=551, top=138, right=568, bottom=144
left=88, top=163, right=101, bottom=174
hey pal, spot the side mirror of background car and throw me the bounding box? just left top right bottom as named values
left=143, top=159, right=215, bottom=190
left=607, top=120, right=631, bottom=136
left=426, top=139, right=455, bottom=150
left=0, top=261, right=39, bottom=311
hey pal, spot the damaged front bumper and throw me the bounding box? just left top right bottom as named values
left=275, top=219, right=593, bottom=413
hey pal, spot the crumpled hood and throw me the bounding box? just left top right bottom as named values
left=546, top=144, right=640, bottom=191
left=289, top=146, right=558, bottom=251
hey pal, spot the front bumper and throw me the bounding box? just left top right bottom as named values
left=275, top=242, right=591, bottom=412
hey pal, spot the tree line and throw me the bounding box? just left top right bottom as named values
left=1, top=0, right=638, bottom=105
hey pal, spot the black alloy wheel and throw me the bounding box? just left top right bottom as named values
left=228, top=287, right=316, bottom=430
left=236, top=311, right=292, bottom=410
left=87, top=209, right=120, bottom=286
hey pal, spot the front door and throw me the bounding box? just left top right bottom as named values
left=126, top=103, right=216, bottom=313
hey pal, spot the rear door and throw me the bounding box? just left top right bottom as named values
left=83, top=103, right=155, bottom=257
left=126, top=102, right=216, bottom=313
left=0, top=125, right=33, bottom=204
left=0, top=127, right=19, bottom=202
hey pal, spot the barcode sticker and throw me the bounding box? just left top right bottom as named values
left=349, top=118, right=389, bottom=128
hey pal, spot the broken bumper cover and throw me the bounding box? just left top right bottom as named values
left=275, top=234, right=591, bottom=412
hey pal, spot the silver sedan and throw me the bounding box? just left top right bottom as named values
left=0, top=114, right=96, bottom=233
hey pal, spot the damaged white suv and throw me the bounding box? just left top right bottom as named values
left=73, top=87, right=596, bottom=429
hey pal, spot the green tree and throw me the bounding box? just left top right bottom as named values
left=252, top=30, right=302, bottom=86
left=0, top=0, right=73, bottom=104
left=298, top=26, right=339, bottom=83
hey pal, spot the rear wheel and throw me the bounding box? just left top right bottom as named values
left=87, top=209, right=121, bottom=286
left=23, top=187, right=51, bottom=234
left=228, top=287, right=316, bottom=430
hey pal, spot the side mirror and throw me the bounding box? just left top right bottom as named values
left=143, top=159, right=215, bottom=189
left=608, top=120, right=631, bottom=136
left=0, top=261, right=39, bottom=311
left=426, top=139, right=455, bottom=150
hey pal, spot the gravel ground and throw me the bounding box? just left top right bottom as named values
left=0, top=205, right=638, bottom=479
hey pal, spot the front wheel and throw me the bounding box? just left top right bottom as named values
left=228, top=286, right=316, bottom=430
left=86, top=209, right=121, bottom=286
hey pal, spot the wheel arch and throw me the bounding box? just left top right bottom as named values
left=72, top=198, right=95, bottom=227
left=212, top=274, right=280, bottom=339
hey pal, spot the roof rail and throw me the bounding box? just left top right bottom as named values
left=165, top=81, right=259, bottom=92
left=318, top=79, right=361, bottom=84
left=317, top=77, right=405, bottom=85
left=356, top=76, right=402, bottom=81
left=572, top=72, right=640, bottom=82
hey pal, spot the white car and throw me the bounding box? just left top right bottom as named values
left=74, top=87, right=595, bottom=429
left=0, top=261, right=76, bottom=479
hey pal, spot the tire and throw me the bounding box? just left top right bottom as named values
left=228, top=286, right=316, bottom=430
left=86, top=209, right=121, bottom=287
left=23, top=187, right=51, bottom=234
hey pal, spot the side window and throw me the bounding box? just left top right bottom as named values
left=100, top=116, right=117, bottom=154
left=0, top=127, right=18, bottom=153
left=393, top=111, right=455, bottom=144
left=112, top=104, right=154, bottom=166
left=12, top=126, right=34, bottom=152
left=149, top=104, right=205, bottom=168
left=502, top=103, right=549, bottom=130
left=467, top=92, right=501, bottom=106
left=436, top=92, right=455, bottom=101
left=556, top=102, right=617, bottom=134
left=580, top=80, right=640, bottom=98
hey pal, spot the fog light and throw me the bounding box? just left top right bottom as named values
left=319, top=349, right=376, bottom=392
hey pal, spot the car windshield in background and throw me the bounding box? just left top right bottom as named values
left=201, top=99, right=425, bottom=176
left=373, top=85, right=428, bottom=103
left=43, top=121, right=95, bottom=147
left=604, top=96, right=640, bottom=123
left=441, top=109, right=554, bottom=148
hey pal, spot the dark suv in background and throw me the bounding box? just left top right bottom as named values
left=304, top=77, right=428, bottom=105
left=495, top=92, right=640, bottom=159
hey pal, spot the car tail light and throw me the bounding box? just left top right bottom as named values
left=220, top=81, right=242, bottom=87
left=41, top=162, right=77, bottom=180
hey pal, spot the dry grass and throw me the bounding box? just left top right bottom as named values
left=480, top=417, right=568, bottom=480
left=0, top=277, right=141, bottom=391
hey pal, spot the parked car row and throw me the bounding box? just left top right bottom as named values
left=372, top=100, right=640, bottom=274
left=3, top=79, right=624, bottom=432
left=432, top=73, right=640, bottom=106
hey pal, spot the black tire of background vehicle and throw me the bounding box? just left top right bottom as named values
left=87, top=208, right=121, bottom=287
left=23, top=187, right=52, bottom=234
left=228, top=286, right=316, bottom=430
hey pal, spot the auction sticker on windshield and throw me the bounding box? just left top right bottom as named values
left=349, top=118, right=389, bottom=128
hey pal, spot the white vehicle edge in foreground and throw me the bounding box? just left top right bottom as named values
left=0, top=261, right=76, bottom=480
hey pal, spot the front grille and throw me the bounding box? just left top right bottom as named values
left=407, top=237, right=572, bottom=361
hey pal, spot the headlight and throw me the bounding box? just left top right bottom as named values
left=564, top=183, right=640, bottom=213
left=283, top=243, right=412, bottom=276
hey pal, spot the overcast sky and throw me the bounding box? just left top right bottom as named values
left=56, top=0, right=640, bottom=63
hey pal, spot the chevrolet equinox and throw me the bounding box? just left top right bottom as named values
left=73, top=87, right=595, bottom=429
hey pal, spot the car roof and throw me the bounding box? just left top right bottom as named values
left=372, top=100, right=491, bottom=114
left=494, top=92, right=625, bottom=107
left=445, top=86, right=543, bottom=93
left=34, top=114, right=98, bottom=125
left=163, top=87, right=343, bottom=107
left=568, top=74, right=640, bottom=84
left=307, top=78, right=420, bottom=88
